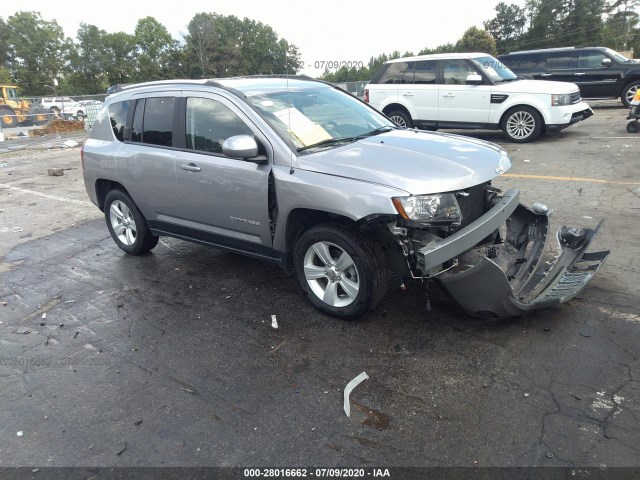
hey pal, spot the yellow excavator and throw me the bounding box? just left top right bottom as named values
left=0, top=85, right=49, bottom=128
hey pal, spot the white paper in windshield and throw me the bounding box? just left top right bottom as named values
left=273, top=108, right=332, bottom=147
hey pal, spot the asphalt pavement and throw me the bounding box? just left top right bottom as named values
left=0, top=102, right=639, bottom=474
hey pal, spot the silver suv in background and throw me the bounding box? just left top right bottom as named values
left=82, top=77, right=608, bottom=319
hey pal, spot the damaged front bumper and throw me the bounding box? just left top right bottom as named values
left=414, top=189, right=609, bottom=318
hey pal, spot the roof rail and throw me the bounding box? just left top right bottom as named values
left=507, top=46, right=578, bottom=55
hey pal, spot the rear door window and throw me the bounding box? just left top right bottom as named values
left=413, top=60, right=437, bottom=84
left=130, top=97, right=175, bottom=147
left=545, top=52, right=577, bottom=70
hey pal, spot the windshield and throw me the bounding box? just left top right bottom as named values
left=245, top=86, right=395, bottom=154
left=604, top=48, right=632, bottom=63
left=472, top=56, right=519, bottom=82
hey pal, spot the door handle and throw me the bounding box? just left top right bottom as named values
left=180, top=163, right=201, bottom=172
left=443, top=93, right=456, bottom=98
left=541, top=73, right=552, bottom=77
left=575, top=72, right=586, bottom=76
left=402, top=92, right=414, bottom=96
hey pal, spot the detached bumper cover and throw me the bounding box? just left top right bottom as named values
left=414, top=191, right=609, bottom=318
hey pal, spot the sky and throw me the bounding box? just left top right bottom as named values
left=7, top=0, right=523, bottom=77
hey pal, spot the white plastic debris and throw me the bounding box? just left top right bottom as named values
left=271, top=315, right=278, bottom=329
left=63, top=139, right=79, bottom=148
left=17, top=431, right=23, bottom=437
left=42, top=313, right=47, bottom=319
left=343, top=371, right=369, bottom=417
left=523, top=159, right=530, bottom=163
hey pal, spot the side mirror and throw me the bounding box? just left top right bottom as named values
left=222, top=135, right=265, bottom=162
left=602, top=58, right=612, bottom=68
left=466, top=74, right=484, bottom=85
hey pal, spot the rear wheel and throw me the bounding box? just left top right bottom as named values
left=502, top=106, right=543, bottom=143
left=31, top=107, right=50, bottom=126
left=75, top=111, right=85, bottom=122
left=104, top=189, right=159, bottom=255
left=293, top=224, right=388, bottom=319
left=627, top=120, right=640, bottom=133
left=0, top=106, right=18, bottom=128
left=387, top=109, right=413, bottom=128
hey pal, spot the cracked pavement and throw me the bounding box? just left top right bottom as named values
left=0, top=102, right=638, bottom=468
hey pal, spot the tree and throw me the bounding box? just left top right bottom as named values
left=4, top=11, right=70, bottom=96
left=102, top=32, right=137, bottom=86
left=66, top=23, right=110, bottom=94
left=455, top=26, right=498, bottom=55
left=484, top=2, right=528, bottom=53
left=134, top=17, right=175, bottom=81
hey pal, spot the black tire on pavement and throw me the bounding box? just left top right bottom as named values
left=104, top=189, right=159, bottom=255
left=293, top=223, right=388, bottom=319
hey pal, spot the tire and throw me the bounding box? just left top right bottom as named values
left=293, top=224, right=388, bottom=319
left=627, top=121, right=640, bottom=133
left=30, top=107, right=50, bottom=126
left=502, top=106, right=543, bottom=143
left=622, top=81, right=640, bottom=108
left=76, top=111, right=85, bottom=122
left=104, top=189, right=159, bottom=255
left=0, top=106, right=18, bottom=128
left=387, top=109, right=413, bottom=128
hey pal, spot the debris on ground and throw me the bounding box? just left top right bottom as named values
left=17, top=431, right=23, bottom=437
left=180, top=387, right=197, bottom=395
left=116, top=442, right=127, bottom=456
left=271, top=314, right=278, bottom=329
left=343, top=371, right=369, bottom=417
left=63, top=139, right=79, bottom=148
left=47, top=168, right=64, bottom=176
left=134, top=419, right=143, bottom=426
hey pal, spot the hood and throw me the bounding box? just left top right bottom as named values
left=297, top=129, right=512, bottom=195
left=496, top=79, right=580, bottom=94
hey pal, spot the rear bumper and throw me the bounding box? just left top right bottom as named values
left=413, top=191, right=609, bottom=318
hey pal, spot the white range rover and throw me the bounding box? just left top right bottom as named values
left=364, top=52, right=594, bottom=142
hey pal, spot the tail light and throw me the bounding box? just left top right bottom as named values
left=364, top=89, right=369, bottom=103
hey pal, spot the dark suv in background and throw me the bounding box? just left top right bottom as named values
left=498, top=46, right=640, bottom=107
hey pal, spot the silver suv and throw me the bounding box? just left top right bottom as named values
left=82, top=77, right=608, bottom=319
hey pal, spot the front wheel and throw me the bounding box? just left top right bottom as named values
left=104, top=189, right=159, bottom=255
left=387, top=110, right=413, bottom=128
left=502, top=106, right=543, bottom=143
left=0, top=106, right=18, bottom=128
left=293, top=224, right=388, bottom=319
left=622, top=81, right=640, bottom=108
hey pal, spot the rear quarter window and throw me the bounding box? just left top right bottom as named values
left=377, top=62, right=414, bottom=84
left=108, top=101, right=129, bottom=142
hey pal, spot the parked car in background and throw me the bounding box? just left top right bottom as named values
left=40, top=96, right=86, bottom=121
left=497, top=46, right=640, bottom=107
left=365, top=52, right=593, bottom=142
left=82, top=77, right=608, bottom=320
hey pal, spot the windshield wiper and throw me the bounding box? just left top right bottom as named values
left=353, top=126, right=396, bottom=139
left=297, top=126, right=395, bottom=152
left=297, top=137, right=356, bottom=152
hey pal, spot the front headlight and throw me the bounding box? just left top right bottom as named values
left=551, top=94, right=572, bottom=106
left=392, top=193, right=462, bottom=225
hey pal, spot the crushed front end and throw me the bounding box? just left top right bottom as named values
left=386, top=185, right=609, bottom=319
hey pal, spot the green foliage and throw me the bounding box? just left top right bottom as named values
left=3, top=11, right=70, bottom=96
left=485, top=0, right=640, bottom=54
left=484, top=2, right=527, bottom=52
left=0, top=11, right=303, bottom=95
left=455, top=27, right=498, bottom=55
